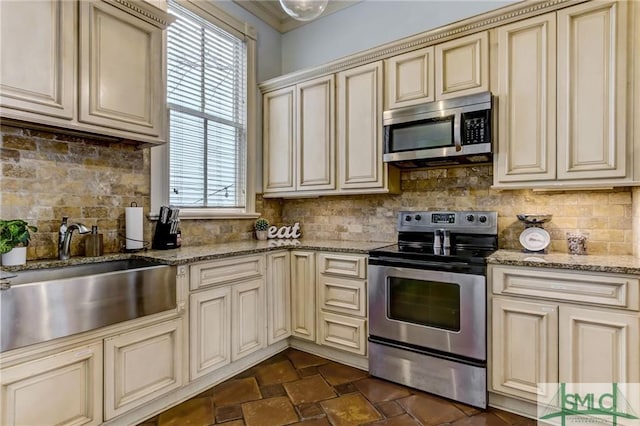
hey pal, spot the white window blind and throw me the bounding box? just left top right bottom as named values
left=167, top=0, right=247, bottom=209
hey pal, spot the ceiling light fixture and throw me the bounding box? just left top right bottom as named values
left=279, top=0, right=328, bottom=21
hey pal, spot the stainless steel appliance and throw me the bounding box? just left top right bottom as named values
left=368, top=210, right=498, bottom=408
left=383, top=92, right=492, bottom=168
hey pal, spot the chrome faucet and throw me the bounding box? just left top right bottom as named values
left=58, top=222, right=90, bottom=260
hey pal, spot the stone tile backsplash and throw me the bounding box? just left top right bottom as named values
left=1, top=124, right=637, bottom=260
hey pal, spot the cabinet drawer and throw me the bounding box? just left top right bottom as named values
left=190, top=255, right=265, bottom=290
left=492, top=266, right=639, bottom=310
left=318, top=276, right=366, bottom=317
left=317, top=312, right=366, bottom=355
left=318, top=253, right=366, bottom=278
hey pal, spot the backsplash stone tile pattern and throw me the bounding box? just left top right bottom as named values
left=281, top=166, right=635, bottom=256
left=0, top=125, right=281, bottom=260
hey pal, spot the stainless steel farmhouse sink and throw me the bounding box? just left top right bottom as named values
left=0, top=259, right=176, bottom=352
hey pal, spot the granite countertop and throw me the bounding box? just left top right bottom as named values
left=488, top=249, right=640, bottom=276
left=1, top=239, right=395, bottom=272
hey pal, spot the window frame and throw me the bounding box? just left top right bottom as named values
left=151, top=0, right=258, bottom=220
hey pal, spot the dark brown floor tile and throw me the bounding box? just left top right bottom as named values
left=487, top=408, right=532, bottom=425
left=290, top=418, right=331, bottom=426
left=320, top=393, right=382, bottom=426
left=317, top=362, right=368, bottom=386
left=137, top=421, right=158, bottom=426
left=452, top=402, right=483, bottom=417
left=213, top=377, right=262, bottom=407
left=157, top=397, right=214, bottom=426
left=263, top=350, right=293, bottom=365
left=232, top=366, right=259, bottom=380
left=242, top=396, right=299, bottom=426
left=286, top=349, right=331, bottom=369
left=397, top=393, right=466, bottom=426
left=216, top=404, right=243, bottom=423
left=296, top=402, right=326, bottom=420
left=262, top=383, right=287, bottom=398
left=375, top=400, right=405, bottom=418
left=354, top=378, right=411, bottom=403
left=452, top=412, right=518, bottom=426
left=256, top=360, right=300, bottom=385
left=299, top=366, right=321, bottom=377
left=221, top=421, right=245, bottom=426
left=284, top=375, right=336, bottom=405
left=334, top=382, right=359, bottom=395
left=368, top=413, right=422, bottom=426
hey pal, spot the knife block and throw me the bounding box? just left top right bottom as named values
left=152, top=222, right=179, bottom=250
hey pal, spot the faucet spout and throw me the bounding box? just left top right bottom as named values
left=59, top=223, right=90, bottom=260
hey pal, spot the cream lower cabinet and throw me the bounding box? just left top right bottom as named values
left=290, top=251, right=317, bottom=341
left=104, top=319, right=184, bottom=420
left=316, top=253, right=368, bottom=355
left=267, top=251, right=292, bottom=344
left=189, top=255, right=266, bottom=380
left=493, top=1, right=634, bottom=188
left=0, top=341, right=103, bottom=426
left=490, top=265, right=640, bottom=405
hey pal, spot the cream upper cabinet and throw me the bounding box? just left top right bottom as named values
left=0, top=0, right=75, bottom=120
left=104, top=319, right=184, bottom=420
left=263, top=75, right=335, bottom=194
left=0, top=341, right=103, bottom=426
left=494, top=0, right=633, bottom=188
left=494, top=13, right=557, bottom=183
left=337, top=61, right=389, bottom=190
left=290, top=251, right=316, bottom=341
left=267, top=251, right=292, bottom=345
left=435, top=31, right=489, bottom=100
left=0, top=0, right=170, bottom=145
left=385, top=46, right=435, bottom=110
left=556, top=1, right=627, bottom=181
left=79, top=0, right=163, bottom=137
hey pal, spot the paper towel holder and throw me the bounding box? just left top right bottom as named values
left=123, top=202, right=148, bottom=253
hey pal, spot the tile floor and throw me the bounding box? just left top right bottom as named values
left=138, top=349, right=534, bottom=426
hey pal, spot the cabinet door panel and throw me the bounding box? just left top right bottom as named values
left=1, top=342, right=103, bottom=426
left=297, top=75, right=335, bottom=190
left=232, top=278, right=266, bottom=361
left=385, top=46, right=435, bottom=109
left=0, top=0, right=75, bottom=119
left=318, top=312, right=366, bottom=355
left=435, top=32, right=488, bottom=100
left=491, top=297, right=558, bottom=402
left=290, top=251, right=316, bottom=341
left=267, top=251, right=292, bottom=344
left=79, top=0, right=162, bottom=136
left=190, top=287, right=231, bottom=379
left=557, top=1, right=627, bottom=179
left=104, top=319, right=183, bottom=419
left=559, top=306, right=639, bottom=384
left=337, top=62, right=384, bottom=189
left=263, top=86, right=296, bottom=192
left=495, top=14, right=557, bottom=183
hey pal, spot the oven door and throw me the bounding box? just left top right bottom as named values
left=368, top=263, right=486, bottom=361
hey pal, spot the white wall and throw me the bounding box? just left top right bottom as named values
left=281, top=0, right=519, bottom=74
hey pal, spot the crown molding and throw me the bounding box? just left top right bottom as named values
left=105, top=0, right=176, bottom=28
left=259, top=0, right=589, bottom=92
left=232, top=0, right=362, bottom=33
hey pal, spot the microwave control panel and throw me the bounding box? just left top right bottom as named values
left=462, top=110, right=490, bottom=145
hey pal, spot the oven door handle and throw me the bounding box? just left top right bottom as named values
left=371, top=256, right=472, bottom=270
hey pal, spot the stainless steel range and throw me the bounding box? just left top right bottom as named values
left=368, top=210, right=498, bottom=409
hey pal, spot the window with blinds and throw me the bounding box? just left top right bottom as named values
left=167, top=0, right=247, bottom=209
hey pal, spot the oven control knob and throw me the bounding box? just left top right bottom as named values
left=466, top=214, right=475, bottom=222
left=479, top=215, right=488, bottom=223
left=405, top=215, right=412, bottom=222
left=414, top=214, right=422, bottom=221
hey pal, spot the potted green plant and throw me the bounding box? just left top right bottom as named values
left=254, top=218, right=270, bottom=240
left=0, top=219, right=37, bottom=266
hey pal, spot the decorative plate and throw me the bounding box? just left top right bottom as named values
left=519, top=227, right=551, bottom=252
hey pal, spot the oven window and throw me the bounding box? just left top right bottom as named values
left=387, top=278, right=460, bottom=332
left=389, top=117, right=453, bottom=152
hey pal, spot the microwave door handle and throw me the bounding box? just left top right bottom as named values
left=453, top=111, right=462, bottom=152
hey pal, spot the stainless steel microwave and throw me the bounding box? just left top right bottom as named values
left=383, top=91, right=492, bottom=168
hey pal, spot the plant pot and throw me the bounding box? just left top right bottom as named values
left=1, top=246, right=27, bottom=266
left=255, top=230, right=268, bottom=241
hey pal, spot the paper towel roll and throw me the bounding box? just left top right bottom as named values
left=125, top=207, right=144, bottom=250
